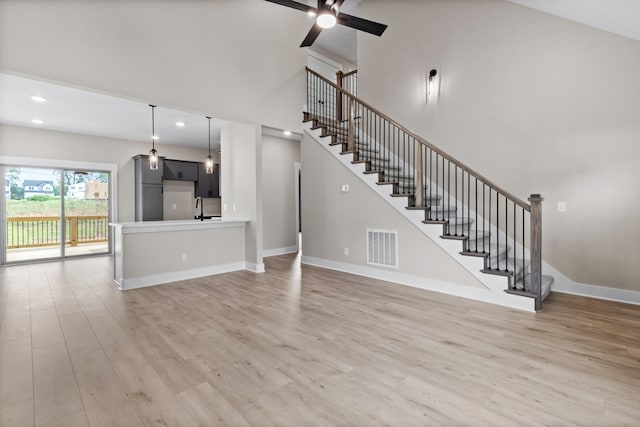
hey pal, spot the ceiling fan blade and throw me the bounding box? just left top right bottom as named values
left=264, top=0, right=317, bottom=14
left=300, top=24, right=323, bottom=47
left=337, top=12, right=388, bottom=36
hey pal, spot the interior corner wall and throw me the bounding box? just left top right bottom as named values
left=357, top=0, right=640, bottom=292
left=0, top=123, right=209, bottom=222
left=261, top=134, right=300, bottom=253
left=301, top=134, right=484, bottom=289
left=221, top=122, right=262, bottom=266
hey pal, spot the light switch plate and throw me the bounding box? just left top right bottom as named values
left=341, top=184, right=349, bottom=193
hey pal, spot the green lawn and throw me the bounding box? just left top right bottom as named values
left=6, top=198, right=108, bottom=218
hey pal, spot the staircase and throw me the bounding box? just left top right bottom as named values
left=303, top=67, right=553, bottom=311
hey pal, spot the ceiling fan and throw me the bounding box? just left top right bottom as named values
left=264, top=0, right=388, bottom=47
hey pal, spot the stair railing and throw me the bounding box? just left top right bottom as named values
left=306, top=67, right=544, bottom=310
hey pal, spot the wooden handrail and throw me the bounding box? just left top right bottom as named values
left=306, top=66, right=531, bottom=210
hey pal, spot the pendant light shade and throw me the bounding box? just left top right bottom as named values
left=205, top=116, right=213, bottom=174
left=149, top=104, right=159, bottom=170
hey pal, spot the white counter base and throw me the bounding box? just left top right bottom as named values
left=110, top=219, right=253, bottom=290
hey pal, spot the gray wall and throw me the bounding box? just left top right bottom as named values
left=301, top=134, right=484, bottom=288
left=261, top=135, right=300, bottom=253
left=357, top=0, right=640, bottom=292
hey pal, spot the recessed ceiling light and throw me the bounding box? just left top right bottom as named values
left=31, top=119, right=43, bottom=124
left=30, top=95, right=47, bottom=103
left=151, top=135, right=159, bottom=140
left=283, top=130, right=292, bottom=136
left=176, top=121, right=186, bottom=128
left=307, top=11, right=316, bottom=17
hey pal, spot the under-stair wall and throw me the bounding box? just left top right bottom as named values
left=302, top=127, right=538, bottom=312
left=301, top=133, right=488, bottom=292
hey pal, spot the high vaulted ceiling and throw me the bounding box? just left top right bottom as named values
left=1, top=0, right=639, bottom=148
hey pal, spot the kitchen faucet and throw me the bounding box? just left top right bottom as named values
left=195, top=196, right=204, bottom=221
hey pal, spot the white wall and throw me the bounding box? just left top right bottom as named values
left=301, top=134, right=484, bottom=288
left=0, top=123, right=210, bottom=222
left=357, top=0, right=640, bottom=292
left=221, top=123, right=263, bottom=269
left=261, top=134, right=300, bottom=254
left=0, top=0, right=307, bottom=133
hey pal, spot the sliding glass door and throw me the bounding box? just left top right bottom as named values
left=4, top=167, right=63, bottom=262
left=63, top=170, right=110, bottom=257
left=2, top=165, right=110, bottom=264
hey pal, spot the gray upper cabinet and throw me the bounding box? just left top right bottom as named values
left=138, top=155, right=164, bottom=184
left=164, top=160, right=198, bottom=181
left=133, top=155, right=164, bottom=221
left=195, top=163, right=220, bottom=198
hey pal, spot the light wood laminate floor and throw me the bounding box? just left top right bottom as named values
left=1, top=253, right=639, bottom=426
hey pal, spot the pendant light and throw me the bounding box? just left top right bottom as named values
left=149, top=104, right=159, bottom=170
left=205, top=116, right=213, bottom=174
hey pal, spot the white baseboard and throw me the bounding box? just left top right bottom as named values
left=552, top=280, right=640, bottom=306
left=119, top=262, right=247, bottom=290
left=263, top=245, right=299, bottom=258
left=246, top=262, right=265, bottom=273
left=301, top=255, right=535, bottom=312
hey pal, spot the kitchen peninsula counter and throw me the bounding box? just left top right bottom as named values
left=110, top=218, right=250, bottom=290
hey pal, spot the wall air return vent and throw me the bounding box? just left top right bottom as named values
left=367, top=229, right=398, bottom=268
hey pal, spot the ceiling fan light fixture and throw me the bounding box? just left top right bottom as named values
left=316, top=12, right=336, bottom=29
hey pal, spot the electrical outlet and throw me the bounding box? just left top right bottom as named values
left=233, top=203, right=237, bottom=212
left=223, top=203, right=228, bottom=211
left=557, top=201, right=567, bottom=213
left=344, top=247, right=349, bottom=256
left=172, top=203, right=177, bottom=210
left=181, top=253, right=187, bottom=262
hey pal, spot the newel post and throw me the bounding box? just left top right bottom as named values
left=528, top=194, right=543, bottom=311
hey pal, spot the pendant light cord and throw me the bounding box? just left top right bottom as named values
left=150, top=104, right=157, bottom=149
left=207, top=116, right=212, bottom=156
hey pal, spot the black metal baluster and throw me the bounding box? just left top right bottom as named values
left=429, top=149, right=433, bottom=219
left=496, top=192, right=500, bottom=270
left=475, top=177, right=478, bottom=253
left=488, top=188, right=492, bottom=268
left=522, top=208, right=526, bottom=290
left=454, top=165, right=458, bottom=236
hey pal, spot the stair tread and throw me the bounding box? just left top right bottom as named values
left=508, top=275, right=554, bottom=300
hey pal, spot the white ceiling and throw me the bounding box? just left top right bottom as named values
left=507, top=0, right=640, bottom=42
left=0, top=73, right=228, bottom=150
left=314, top=0, right=640, bottom=68
left=1, top=0, right=639, bottom=148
